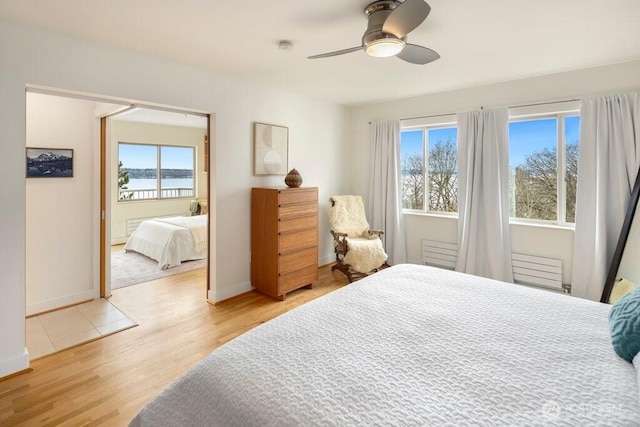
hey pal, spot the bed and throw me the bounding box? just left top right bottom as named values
left=124, top=215, right=207, bottom=269
left=130, top=264, right=640, bottom=426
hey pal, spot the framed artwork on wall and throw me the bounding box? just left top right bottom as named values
left=26, top=147, right=74, bottom=178
left=254, top=122, right=288, bottom=175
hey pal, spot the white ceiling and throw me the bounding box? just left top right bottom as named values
left=2, top=0, right=640, bottom=106
left=113, top=108, right=208, bottom=129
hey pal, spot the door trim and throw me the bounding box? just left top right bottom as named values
left=100, top=107, right=212, bottom=298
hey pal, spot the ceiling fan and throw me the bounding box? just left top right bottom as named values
left=308, top=0, right=440, bottom=65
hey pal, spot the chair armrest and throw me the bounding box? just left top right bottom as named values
left=368, top=229, right=384, bottom=238
left=331, top=230, right=349, bottom=254
left=330, top=230, right=348, bottom=239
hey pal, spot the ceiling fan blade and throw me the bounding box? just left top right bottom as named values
left=396, top=44, right=440, bottom=65
left=382, top=0, right=431, bottom=38
left=307, top=46, right=363, bottom=59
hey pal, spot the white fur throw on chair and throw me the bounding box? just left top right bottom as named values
left=329, top=195, right=388, bottom=274
left=329, top=195, right=371, bottom=237
left=343, top=238, right=388, bottom=274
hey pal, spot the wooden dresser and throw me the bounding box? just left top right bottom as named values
left=251, top=187, right=318, bottom=300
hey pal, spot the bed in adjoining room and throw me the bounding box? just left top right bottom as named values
left=124, top=215, right=207, bottom=269
left=129, top=264, right=640, bottom=426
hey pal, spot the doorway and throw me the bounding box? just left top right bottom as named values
left=24, top=87, right=213, bottom=314
left=103, top=108, right=210, bottom=293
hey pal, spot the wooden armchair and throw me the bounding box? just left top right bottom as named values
left=329, top=195, right=389, bottom=282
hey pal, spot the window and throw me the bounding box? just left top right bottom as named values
left=118, top=143, right=195, bottom=201
left=508, top=113, right=580, bottom=224
left=400, top=125, right=458, bottom=213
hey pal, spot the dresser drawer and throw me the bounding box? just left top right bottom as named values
left=279, top=202, right=317, bottom=219
left=279, top=189, right=317, bottom=206
left=279, top=215, right=317, bottom=233
left=279, top=227, right=318, bottom=253
left=279, top=246, right=317, bottom=273
left=279, top=263, right=317, bottom=293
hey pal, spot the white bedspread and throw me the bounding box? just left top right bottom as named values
left=153, top=215, right=207, bottom=254
left=124, top=215, right=207, bottom=269
left=130, top=264, right=640, bottom=426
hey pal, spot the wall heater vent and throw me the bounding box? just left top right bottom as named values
left=421, top=239, right=458, bottom=270
left=511, top=252, right=562, bottom=291
left=421, top=239, right=564, bottom=291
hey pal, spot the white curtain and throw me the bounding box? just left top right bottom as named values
left=368, top=119, right=407, bottom=265
left=571, top=92, right=640, bottom=301
left=456, top=108, right=513, bottom=282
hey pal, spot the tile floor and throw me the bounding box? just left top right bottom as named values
left=26, top=299, right=137, bottom=360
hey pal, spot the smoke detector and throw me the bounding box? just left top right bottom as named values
left=278, top=40, right=294, bottom=51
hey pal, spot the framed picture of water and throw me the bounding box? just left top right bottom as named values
left=254, top=122, right=288, bottom=175
left=26, top=147, right=74, bottom=178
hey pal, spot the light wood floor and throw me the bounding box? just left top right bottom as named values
left=0, top=265, right=348, bottom=426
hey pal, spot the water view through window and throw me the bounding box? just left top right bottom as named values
left=118, top=143, right=195, bottom=200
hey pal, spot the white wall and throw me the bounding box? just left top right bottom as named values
left=25, top=93, right=98, bottom=315
left=349, top=60, right=640, bottom=285
left=616, top=196, right=640, bottom=286
left=0, top=19, right=349, bottom=377
left=110, top=120, right=207, bottom=244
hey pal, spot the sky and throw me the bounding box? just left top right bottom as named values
left=401, top=115, right=580, bottom=166
left=402, top=127, right=457, bottom=158
left=119, top=144, right=194, bottom=169
left=509, top=115, right=580, bottom=166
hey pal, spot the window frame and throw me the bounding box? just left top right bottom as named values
left=400, top=115, right=458, bottom=215
left=508, top=104, right=580, bottom=227
left=117, top=141, right=196, bottom=202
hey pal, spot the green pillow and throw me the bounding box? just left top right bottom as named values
left=609, top=286, right=640, bottom=362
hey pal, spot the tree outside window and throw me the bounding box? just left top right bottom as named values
left=401, top=113, right=578, bottom=224
left=401, top=126, right=457, bottom=213
left=509, top=115, right=579, bottom=224
left=118, top=161, right=133, bottom=200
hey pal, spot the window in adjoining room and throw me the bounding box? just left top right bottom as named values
left=508, top=113, right=580, bottom=224
left=118, top=143, right=195, bottom=201
left=400, top=125, right=458, bottom=213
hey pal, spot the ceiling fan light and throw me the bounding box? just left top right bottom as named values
left=365, top=38, right=405, bottom=57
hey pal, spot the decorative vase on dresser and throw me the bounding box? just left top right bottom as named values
left=251, top=187, right=318, bottom=300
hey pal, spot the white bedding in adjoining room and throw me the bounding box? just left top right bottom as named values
left=130, top=264, right=640, bottom=426
left=124, top=215, right=207, bottom=269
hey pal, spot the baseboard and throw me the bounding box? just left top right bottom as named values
left=26, top=290, right=97, bottom=317
left=209, top=260, right=333, bottom=304
left=209, top=281, right=253, bottom=304
left=0, top=367, right=33, bottom=382
left=111, top=237, right=127, bottom=245
left=209, top=289, right=255, bottom=305
left=319, top=255, right=334, bottom=266
left=0, top=348, right=30, bottom=379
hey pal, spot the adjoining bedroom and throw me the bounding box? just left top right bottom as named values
left=22, top=91, right=211, bottom=360
left=108, top=109, right=209, bottom=291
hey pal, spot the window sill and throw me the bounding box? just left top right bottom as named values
left=508, top=220, right=575, bottom=231
left=117, top=197, right=193, bottom=204
left=403, top=211, right=458, bottom=219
